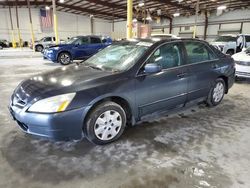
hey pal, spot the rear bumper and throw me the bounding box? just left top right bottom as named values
left=9, top=104, right=87, bottom=141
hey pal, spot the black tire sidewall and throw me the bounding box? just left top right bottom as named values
left=58, top=52, right=71, bottom=65
left=84, top=102, right=126, bottom=145
left=208, top=78, right=225, bottom=106
left=36, top=45, right=43, bottom=52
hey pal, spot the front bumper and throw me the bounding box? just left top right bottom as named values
left=43, top=50, right=57, bottom=62
left=235, top=64, right=250, bottom=78
left=9, top=104, right=86, bottom=141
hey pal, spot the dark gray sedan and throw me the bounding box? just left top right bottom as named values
left=9, top=38, right=235, bottom=145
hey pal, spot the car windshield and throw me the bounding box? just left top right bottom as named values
left=215, top=36, right=236, bottom=42
left=83, top=43, right=149, bottom=72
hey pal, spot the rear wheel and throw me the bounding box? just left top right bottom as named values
left=35, top=45, right=43, bottom=52
left=207, top=78, right=225, bottom=106
left=226, top=50, right=234, bottom=56
left=84, top=101, right=126, bottom=145
left=58, top=52, right=71, bottom=65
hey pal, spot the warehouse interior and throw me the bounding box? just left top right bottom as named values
left=0, top=0, right=250, bottom=188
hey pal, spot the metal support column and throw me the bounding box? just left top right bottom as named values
left=126, top=0, right=133, bottom=39
left=193, top=0, right=199, bottom=38
left=52, top=0, right=59, bottom=45
left=204, top=11, right=208, bottom=40
left=169, top=18, right=173, bottom=34
left=8, top=7, right=16, bottom=48
left=15, top=1, right=22, bottom=48
left=27, top=0, right=35, bottom=51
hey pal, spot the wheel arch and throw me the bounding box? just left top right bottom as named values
left=83, top=95, right=134, bottom=128
left=217, top=75, right=228, bottom=93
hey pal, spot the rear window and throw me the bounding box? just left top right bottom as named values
left=91, top=37, right=102, bottom=44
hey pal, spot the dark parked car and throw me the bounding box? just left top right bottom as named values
left=43, top=35, right=112, bottom=65
left=0, top=39, right=9, bottom=48
left=9, top=38, right=235, bottom=145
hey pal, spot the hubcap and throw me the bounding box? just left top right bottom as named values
left=94, top=110, right=122, bottom=141
left=60, top=54, right=70, bottom=64
left=213, top=82, right=224, bottom=103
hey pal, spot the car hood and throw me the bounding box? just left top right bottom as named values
left=232, top=51, right=250, bottom=61
left=14, top=64, right=117, bottom=103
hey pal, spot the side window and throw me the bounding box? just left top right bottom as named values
left=90, top=37, right=102, bottom=44
left=80, top=37, right=89, bottom=45
left=185, top=42, right=216, bottom=64
left=147, top=43, right=182, bottom=69
left=75, top=37, right=89, bottom=45
left=245, top=36, right=250, bottom=43
left=44, top=37, right=52, bottom=42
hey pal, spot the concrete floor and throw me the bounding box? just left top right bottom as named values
left=0, top=50, right=250, bottom=188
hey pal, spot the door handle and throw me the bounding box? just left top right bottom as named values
left=177, top=72, right=187, bottom=78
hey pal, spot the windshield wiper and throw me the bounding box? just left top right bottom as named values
left=87, top=65, right=103, bottom=71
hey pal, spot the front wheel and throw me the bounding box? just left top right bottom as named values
left=84, top=101, right=127, bottom=145
left=207, top=78, right=225, bottom=106
left=58, top=52, right=71, bottom=65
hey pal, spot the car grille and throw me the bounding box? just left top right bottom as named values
left=235, top=61, right=250, bottom=66
left=12, top=94, right=27, bottom=108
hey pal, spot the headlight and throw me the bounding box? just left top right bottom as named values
left=28, top=93, right=76, bottom=113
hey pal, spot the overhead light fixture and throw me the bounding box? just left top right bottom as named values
left=59, top=0, right=64, bottom=3
left=138, top=2, right=144, bottom=7
left=90, top=14, right=94, bottom=18
left=45, top=6, right=50, bottom=10
left=132, top=18, right=137, bottom=22
left=217, top=5, right=227, bottom=10
left=173, top=12, right=180, bottom=17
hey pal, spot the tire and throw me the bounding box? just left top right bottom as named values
left=58, top=52, right=71, bottom=65
left=35, top=45, right=43, bottom=52
left=207, top=78, right=226, bottom=107
left=84, top=101, right=127, bottom=145
left=226, top=50, right=234, bottom=56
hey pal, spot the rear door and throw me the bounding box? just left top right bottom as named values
left=183, top=41, right=220, bottom=102
left=72, top=37, right=90, bottom=59
left=89, top=37, right=104, bottom=53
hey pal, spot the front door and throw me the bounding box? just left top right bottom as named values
left=135, top=42, right=188, bottom=117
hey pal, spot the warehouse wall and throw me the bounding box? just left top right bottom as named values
left=152, top=9, right=250, bottom=42
left=0, top=8, right=112, bottom=42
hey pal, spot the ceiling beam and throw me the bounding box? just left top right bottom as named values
left=154, top=0, right=195, bottom=12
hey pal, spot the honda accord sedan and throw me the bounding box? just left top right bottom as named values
left=9, top=38, right=235, bottom=145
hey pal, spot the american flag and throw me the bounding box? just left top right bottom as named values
left=40, top=9, right=52, bottom=29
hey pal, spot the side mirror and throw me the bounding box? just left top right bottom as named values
left=144, top=63, right=162, bottom=74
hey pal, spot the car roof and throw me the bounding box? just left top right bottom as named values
left=115, top=38, right=208, bottom=46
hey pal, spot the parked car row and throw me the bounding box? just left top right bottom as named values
left=210, top=34, right=250, bottom=55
